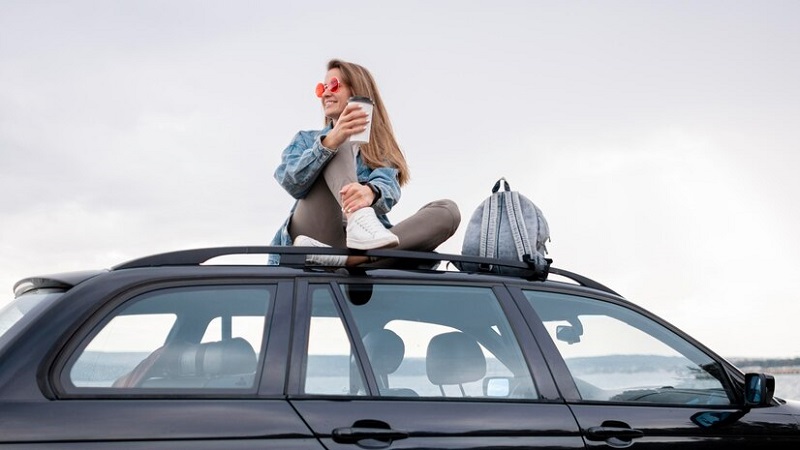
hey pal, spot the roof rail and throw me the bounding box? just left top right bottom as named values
left=547, top=267, right=620, bottom=296
left=113, top=246, right=618, bottom=295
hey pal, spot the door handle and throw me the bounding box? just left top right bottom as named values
left=332, top=426, right=409, bottom=444
left=586, top=425, right=645, bottom=441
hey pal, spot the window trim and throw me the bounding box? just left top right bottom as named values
left=331, top=281, right=380, bottom=396
left=491, top=285, right=562, bottom=401
left=50, top=279, right=278, bottom=399
left=290, top=278, right=554, bottom=402
left=288, top=281, right=377, bottom=398
left=510, top=285, right=741, bottom=406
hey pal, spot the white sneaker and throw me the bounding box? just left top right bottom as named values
left=346, top=208, right=400, bottom=250
left=293, top=235, right=348, bottom=266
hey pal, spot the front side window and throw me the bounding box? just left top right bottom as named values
left=525, top=291, right=731, bottom=405
left=310, top=283, right=537, bottom=399
left=65, top=285, right=272, bottom=391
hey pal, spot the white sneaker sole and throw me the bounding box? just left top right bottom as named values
left=294, top=235, right=348, bottom=266
left=346, top=234, right=400, bottom=250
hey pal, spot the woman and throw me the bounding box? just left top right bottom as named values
left=271, top=59, right=460, bottom=266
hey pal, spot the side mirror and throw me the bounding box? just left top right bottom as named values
left=744, top=373, right=775, bottom=407
left=484, top=377, right=510, bottom=397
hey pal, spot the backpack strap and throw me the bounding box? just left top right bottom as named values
left=482, top=177, right=510, bottom=259
left=503, top=190, right=534, bottom=260
left=478, top=193, right=499, bottom=259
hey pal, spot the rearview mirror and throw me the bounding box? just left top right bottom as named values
left=556, top=318, right=583, bottom=345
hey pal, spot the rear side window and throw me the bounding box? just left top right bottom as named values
left=303, top=286, right=367, bottom=396
left=64, top=285, right=272, bottom=392
left=301, top=283, right=537, bottom=400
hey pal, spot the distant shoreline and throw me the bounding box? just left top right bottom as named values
left=729, top=357, right=800, bottom=374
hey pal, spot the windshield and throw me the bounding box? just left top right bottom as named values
left=0, top=292, right=62, bottom=346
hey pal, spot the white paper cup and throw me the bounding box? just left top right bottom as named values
left=348, top=96, right=373, bottom=144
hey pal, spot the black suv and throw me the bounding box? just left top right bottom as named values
left=1, top=246, right=798, bottom=449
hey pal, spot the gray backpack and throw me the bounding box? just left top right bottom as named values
left=458, top=178, right=551, bottom=279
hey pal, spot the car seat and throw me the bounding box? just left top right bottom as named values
left=362, top=329, right=417, bottom=397
left=137, top=337, right=258, bottom=388
left=180, top=337, right=257, bottom=385
left=426, top=331, right=486, bottom=396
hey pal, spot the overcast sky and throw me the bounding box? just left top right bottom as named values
left=1, top=0, right=798, bottom=358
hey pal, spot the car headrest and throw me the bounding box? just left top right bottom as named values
left=179, top=337, right=257, bottom=377
left=363, top=329, right=405, bottom=375
left=426, top=331, right=486, bottom=385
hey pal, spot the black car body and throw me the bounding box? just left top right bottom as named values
left=1, top=246, right=798, bottom=449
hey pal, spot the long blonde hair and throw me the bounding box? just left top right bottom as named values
left=325, top=59, right=410, bottom=186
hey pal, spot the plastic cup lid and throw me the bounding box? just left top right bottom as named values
left=348, top=96, right=373, bottom=104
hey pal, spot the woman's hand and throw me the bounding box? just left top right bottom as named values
left=322, top=103, right=369, bottom=150
left=340, top=183, right=375, bottom=215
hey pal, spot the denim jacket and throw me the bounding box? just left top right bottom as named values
left=270, top=126, right=401, bottom=251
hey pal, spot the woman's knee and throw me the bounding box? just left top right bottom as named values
left=424, top=199, right=461, bottom=235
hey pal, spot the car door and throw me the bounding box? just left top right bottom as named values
left=288, top=278, right=586, bottom=450
left=516, top=288, right=800, bottom=448
left=34, top=279, right=320, bottom=449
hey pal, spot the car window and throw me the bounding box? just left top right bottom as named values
left=329, top=283, right=537, bottom=399
left=304, top=285, right=367, bottom=395
left=66, top=285, right=272, bottom=391
left=524, top=291, right=732, bottom=405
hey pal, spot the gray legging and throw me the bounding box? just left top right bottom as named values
left=289, top=143, right=460, bottom=252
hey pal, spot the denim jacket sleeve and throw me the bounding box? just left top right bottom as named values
left=274, top=129, right=335, bottom=199
left=363, top=164, right=401, bottom=216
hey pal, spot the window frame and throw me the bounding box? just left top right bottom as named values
left=509, top=284, right=742, bottom=406
left=51, top=279, right=278, bottom=399
left=287, top=276, right=562, bottom=402
left=299, top=281, right=373, bottom=397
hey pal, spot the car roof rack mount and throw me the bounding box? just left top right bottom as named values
left=113, top=246, right=618, bottom=296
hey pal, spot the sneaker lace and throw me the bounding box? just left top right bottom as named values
left=354, top=213, right=385, bottom=236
